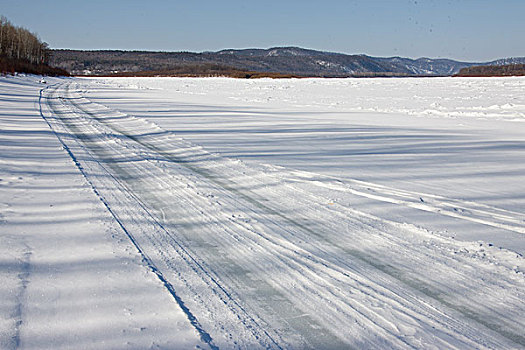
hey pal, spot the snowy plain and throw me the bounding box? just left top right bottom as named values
left=86, top=77, right=525, bottom=252
left=0, top=76, right=204, bottom=349
left=1, top=75, right=524, bottom=349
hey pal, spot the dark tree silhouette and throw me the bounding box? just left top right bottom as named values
left=0, top=15, right=68, bottom=75
left=456, top=64, right=525, bottom=77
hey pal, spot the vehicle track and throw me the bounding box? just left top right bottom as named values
left=39, top=82, right=525, bottom=349
left=42, top=84, right=291, bottom=349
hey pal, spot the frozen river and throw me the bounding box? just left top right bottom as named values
left=1, top=75, right=524, bottom=349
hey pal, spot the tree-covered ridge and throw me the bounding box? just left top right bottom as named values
left=50, top=48, right=525, bottom=77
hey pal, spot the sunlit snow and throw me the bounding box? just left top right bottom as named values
left=1, top=75, right=524, bottom=349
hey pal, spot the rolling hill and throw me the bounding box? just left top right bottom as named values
left=50, top=47, right=525, bottom=77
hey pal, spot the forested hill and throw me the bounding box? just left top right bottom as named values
left=50, top=47, right=525, bottom=77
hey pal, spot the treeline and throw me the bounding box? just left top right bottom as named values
left=104, top=63, right=301, bottom=79
left=456, top=64, right=525, bottom=77
left=1, top=16, right=48, bottom=65
left=0, top=16, right=68, bottom=75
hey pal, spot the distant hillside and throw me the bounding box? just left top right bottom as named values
left=49, top=47, right=525, bottom=77
left=456, top=64, right=525, bottom=77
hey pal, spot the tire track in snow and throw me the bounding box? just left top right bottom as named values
left=41, top=82, right=525, bottom=349
left=58, top=84, right=427, bottom=348
left=63, top=82, right=525, bottom=348
left=39, top=85, right=220, bottom=350
left=44, top=84, right=297, bottom=349
left=66, top=82, right=525, bottom=346
left=50, top=84, right=442, bottom=347
left=50, top=84, right=321, bottom=348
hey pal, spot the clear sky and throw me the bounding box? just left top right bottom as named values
left=1, top=0, right=523, bottom=62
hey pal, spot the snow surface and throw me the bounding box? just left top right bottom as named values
left=1, top=75, right=525, bottom=349
left=85, top=77, right=525, bottom=253
left=0, top=76, right=204, bottom=349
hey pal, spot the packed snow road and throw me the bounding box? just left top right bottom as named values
left=35, top=80, right=525, bottom=349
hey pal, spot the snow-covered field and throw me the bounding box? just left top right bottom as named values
left=1, top=75, right=524, bottom=349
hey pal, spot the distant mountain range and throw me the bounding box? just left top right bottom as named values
left=50, top=47, right=525, bottom=77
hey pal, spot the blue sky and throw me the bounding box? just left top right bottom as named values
left=1, top=0, right=523, bottom=61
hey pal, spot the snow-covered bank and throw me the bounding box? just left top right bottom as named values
left=0, top=76, right=203, bottom=349
left=2, top=75, right=525, bottom=349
